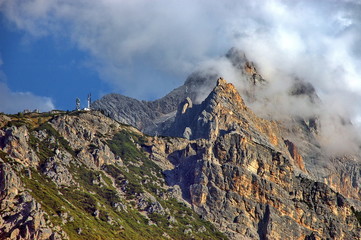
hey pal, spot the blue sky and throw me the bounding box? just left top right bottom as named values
left=1, top=0, right=361, bottom=116
left=0, top=19, right=110, bottom=111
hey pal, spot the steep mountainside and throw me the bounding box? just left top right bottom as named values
left=93, top=48, right=361, bottom=216
left=0, top=78, right=360, bottom=239
left=92, top=48, right=261, bottom=135
left=0, top=111, right=226, bottom=240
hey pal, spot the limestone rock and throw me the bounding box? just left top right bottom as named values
left=0, top=74, right=360, bottom=240
left=0, top=126, right=39, bottom=166
left=155, top=78, right=361, bottom=239
left=0, top=161, right=67, bottom=240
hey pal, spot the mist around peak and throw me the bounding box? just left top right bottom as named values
left=192, top=47, right=361, bottom=156
left=3, top=0, right=361, bottom=154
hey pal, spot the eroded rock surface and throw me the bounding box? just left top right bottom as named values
left=0, top=76, right=360, bottom=239
left=149, top=79, right=360, bottom=239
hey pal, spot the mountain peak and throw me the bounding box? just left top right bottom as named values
left=208, top=77, right=246, bottom=110
left=216, top=77, right=227, bottom=86
left=165, top=78, right=284, bottom=153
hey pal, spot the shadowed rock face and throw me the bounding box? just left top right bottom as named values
left=0, top=82, right=360, bottom=239
left=91, top=48, right=258, bottom=136
left=151, top=78, right=360, bottom=239
left=92, top=47, right=361, bottom=238
left=0, top=111, right=228, bottom=240
left=2, top=47, right=361, bottom=239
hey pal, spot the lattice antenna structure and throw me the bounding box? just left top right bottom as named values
left=76, top=98, right=81, bottom=111
left=87, top=93, right=92, bottom=109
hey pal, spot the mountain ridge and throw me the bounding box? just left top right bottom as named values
left=1, top=77, right=360, bottom=239
left=93, top=48, right=361, bottom=213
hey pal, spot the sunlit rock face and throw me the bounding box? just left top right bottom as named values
left=1, top=47, right=361, bottom=239
left=91, top=48, right=259, bottom=137
left=92, top=47, right=361, bottom=238
left=155, top=78, right=360, bottom=239
left=0, top=82, right=360, bottom=239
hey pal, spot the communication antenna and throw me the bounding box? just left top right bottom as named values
left=76, top=98, right=81, bottom=111
left=87, top=93, right=92, bottom=109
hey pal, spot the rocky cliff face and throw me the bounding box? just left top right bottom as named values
left=91, top=48, right=259, bottom=136
left=1, top=77, right=359, bottom=239
left=0, top=111, right=226, bottom=240
left=149, top=78, right=361, bottom=239
left=92, top=46, right=361, bottom=222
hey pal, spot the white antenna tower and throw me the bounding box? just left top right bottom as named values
left=76, top=98, right=81, bottom=111
left=87, top=93, right=91, bottom=109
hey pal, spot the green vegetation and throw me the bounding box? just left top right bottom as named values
left=28, top=133, right=56, bottom=163
left=71, top=164, right=121, bottom=207
left=22, top=162, right=227, bottom=240
left=0, top=150, right=8, bottom=160
left=8, top=114, right=227, bottom=239
left=352, top=207, right=361, bottom=225
left=21, top=169, right=125, bottom=240
left=105, top=130, right=227, bottom=239
left=107, top=130, right=146, bottom=161
left=4, top=112, right=63, bottom=130
left=36, top=123, right=75, bottom=156
left=107, top=130, right=162, bottom=178
left=5, top=119, right=29, bottom=128
left=27, top=122, right=76, bottom=164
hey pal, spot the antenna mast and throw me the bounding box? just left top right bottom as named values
left=76, top=98, right=81, bottom=111
left=87, top=93, right=91, bottom=109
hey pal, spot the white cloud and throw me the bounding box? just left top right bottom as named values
left=1, top=0, right=360, bottom=98
left=0, top=82, right=55, bottom=114
left=2, top=0, right=361, bottom=152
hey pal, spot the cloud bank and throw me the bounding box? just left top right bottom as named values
left=0, top=82, right=54, bottom=114
left=2, top=0, right=361, bottom=153
left=1, top=0, right=361, bottom=96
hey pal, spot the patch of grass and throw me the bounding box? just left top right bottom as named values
left=4, top=113, right=54, bottom=130
left=27, top=122, right=76, bottom=164
left=352, top=207, right=361, bottom=225
left=21, top=170, right=69, bottom=226
left=37, top=123, right=75, bottom=156
left=28, top=133, right=56, bottom=163
left=158, top=198, right=228, bottom=240
left=102, top=164, right=144, bottom=197
left=105, top=130, right=228, bottom=239
left=71, top=164, right=122, bottom=206
left=0, top=150, right=8, bottom=160
left=148, top=213, right=169, bottom=228
left=5, top=119, right=30, bottom=128
left=19, top=118, right=227, bottom=239
left=61, top=188, right=97, bottom=215
left=107, top=130, right=143, bottom=161
left=22, top=169, right=130, bottom=240
left=107, top=130, right=162, bottom=179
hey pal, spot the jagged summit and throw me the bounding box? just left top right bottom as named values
left=92, top=47, right=262, bottom=136
left=1, top=89, right=360, bottom=239
left=166, top=78, right=283, bottom=150
left=87, top=47, right=361, bottom=239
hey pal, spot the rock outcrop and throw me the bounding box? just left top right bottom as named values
left=150, top=78, right=360, bottom=239
left=1, top=68, right=360, bottom=239
left=88, top=46, right=361, bottom=224
left=0, top=159, right=67, bottom=240
left=0, top=111, right=226, bottom=240
left=92, top=48, right=259, bottom=136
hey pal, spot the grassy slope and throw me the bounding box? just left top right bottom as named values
left=4, top=112, right=227, bottom=240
